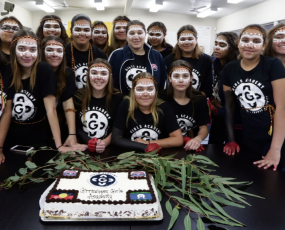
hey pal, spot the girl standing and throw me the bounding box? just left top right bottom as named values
left=110, top=15, right=130, bottom=51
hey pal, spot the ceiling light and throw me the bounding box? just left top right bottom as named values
left=197, top=7, right=218, bottom=18
left=94, top=0, right=105, bottom=10
left=227, top=0, right=244, bottom=3
left=35, top=0, right=55, bottom=13
left=149, top=0, right=163, bottom=13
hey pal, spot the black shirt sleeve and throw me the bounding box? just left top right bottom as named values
left=204, top=54, right=213, bottom=98
left=160, top=102, right=180, bottom=134
left=268, top=58, right=285, bottom=82
left=164, top=54, right=174, bottom=73
left=61, top=67, right=77, bottom=102
left=113, top=99, right=129, bottom=132
left=92, top=45, right=107, bottom=60
left=37, top=62, right=57, bottom=98
left=221, top=63, right=231, bottom=87
left=195, top=97, right=210, bottom=126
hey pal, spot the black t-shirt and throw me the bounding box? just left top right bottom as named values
left=0, top=64, right=14, bottom=118
left=65, top=43, right=107, bottom=89
left=164, top=53, right=212, bottom=97
left=7, top=62, right=57, bottom=145
left=222, top=55, right=285, bottom=141
left=74, top=93, right=123, bottom=142
left=113, top=99, right=180, bottom=141
left=124, top=53, right=147, bottom=93
left=166, top=96, right=210, bottom=137
left=160, top=47, right=173, bottom=58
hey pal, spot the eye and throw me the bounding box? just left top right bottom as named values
left=253, top=39, right=262, bottom=44
left=136, top=87, right=143, bottom=91
left=57, top=49, right=63, bottom=53
left=173, top=74, right=179, bottom=79
left=54, top=25, right=60, bottom=29
left=102, top=31, right=107, bottom=34
left=13, top=27, right=19, bottom=31
left=147, top=87, right=154, bottom=91
left=180, top=38, right=185, bottom=41
left=46, top=48, right=53, bottom=52
left=220, top=43, right=227, bottom=47
left=183, top=74, right=189, bottom=78
left=94, top=30, right=100, bottom=34
left=84, top=28, right=90, bottom=32
left=91, top=70, right=97, bottom=75
left=149, top=33, right=154, bottom=36
left=129, top=31, right=135, bottom=35
left=242, top=38, right=249, bottom=42
left=102, top=71, right=108, bottom=76
left=44, top=24, right=51, bottom=28
left=75, top=27, right=81, bottom=32
left=30, top=48, right=37, bottom=52
left=138, top=31, right=144, bottom=35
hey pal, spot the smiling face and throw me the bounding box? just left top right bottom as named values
left=72, top=19, right=91, bottom=45
left=44, top=40, right=64, bottom=70
left=134, top=78, right=156, bottom=109
left=16, top=38, right=38, bottom=68
left=114, top=20, right=128, bottom=40
left=127, top=25, right=146, bottom=50
left=178, top=30, right=197, bottom=54
left=169, top=67, right=192, bottom=92
left=43, top=20, right=61, bottom=37
left=214, top=35, right=230, bottom=60
left=238, top=29, right=265, bottom=60
left=89, top=64, right=110, bottom=92
left=148, top=26, right=165, bottom=48
left=92, top=26, right=108, bottom=46
left=0, top=20, right=20, bottom=43
left=272, top=28, right=285, bottom=56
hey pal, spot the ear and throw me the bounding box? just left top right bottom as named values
left=262, top=42, right=267, bottom=51
left=168, top=74, right=172, bottom=83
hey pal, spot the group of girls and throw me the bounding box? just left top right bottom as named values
left=0, top=13, right=284, bottom=172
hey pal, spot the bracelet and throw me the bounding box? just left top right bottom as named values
left=64, top=108, right=76, bottom=113
left=57, top=145, right=63, bottom=149
left=69, top=134, right=76, bottom=135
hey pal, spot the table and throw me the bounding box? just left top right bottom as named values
left=1, top=145, right=285, bottom=230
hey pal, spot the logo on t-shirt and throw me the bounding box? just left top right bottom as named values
left=151, top=64, right=158, bottom=71
left=192, top=69, right=201, bottom=90
left=75, top=63, right=88, bottom=89
left=176, top=115, right=196, bottom=136
left=125, top=65, right=147, bottom=90
left=12, top=91, right=36, bottom=121
left=0, top=90, right=7, bottom=117
left=81, top=107, right=111, bottom=138
left=232, top=79, right=268, bottom=114
left=130, top=124, right=161, bottom=141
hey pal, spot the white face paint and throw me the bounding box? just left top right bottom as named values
left=171, top=69, right=191, bottom=83
left=89, top=66, right=109, bottom=80
left=127, top=27, right=145, bottom=39
left=273, top=29, right=285, bottom=43
left=148, top=30, right=164, bottom=40
left=0, top=21, right=20, bottom=33
left=16, top=41, right=38, bottom=57
left=43, top=21, right=61, bottom=32
left=44, top=44, right=64, bottom=57
left=240, top=32, right=264, bottom=48
left=134, top=82, right=156, bottom=96
left=178, top=33, right=196, bottom=44
left=114, top=22, right=127, bottom=33
left=92, top=27, right=107, bottom=37
left=72, top=24, right=91, bottom=37
left=214, top=38, right=230, bottom=51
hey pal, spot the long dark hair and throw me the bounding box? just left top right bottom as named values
left=110, top=15, right=130, bottom=50
left=70, top=14, right=91, bottom=42
left=0, top=16, right=23, bottom=65
left=41, top=36, right=68, bottom=100
left=36, top=15, right=69, bottom=44
left=264, top=23, right=285, bottom=57
left=147, top=21, right=173, bottom=48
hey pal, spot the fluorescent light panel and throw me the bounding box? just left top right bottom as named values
left=149, top=0, right=163, bottom=12
left=197, top=7, right=218, bottom=18
left=227, top=0, right=244, bottom=3
left=94, top=0, right=105, bottom=10
left=35, top=1, right=55, bottom=13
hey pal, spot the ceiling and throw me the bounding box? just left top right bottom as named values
left=8, top=0, right=267, bottom=18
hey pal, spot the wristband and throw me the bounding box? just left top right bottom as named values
left=57, top=145, right=63, bottom=149
left=69, top=134, right=76, bottom=135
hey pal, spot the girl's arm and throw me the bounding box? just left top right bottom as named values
left=0, top=100, right=12, bottom=164
left=184, top=125, right=208, bottom=151
left=62, top=98, right=77, bottom=146
left=254, top=79, right=285, bottom=170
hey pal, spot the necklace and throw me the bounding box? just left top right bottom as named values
left=71, top=41, right=93, bottom=73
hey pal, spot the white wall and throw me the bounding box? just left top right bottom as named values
left=0, top=3, right=32, bottom=28
left=217, top=0, right=285, bottom=33
left=31, top=8, right=217, bottom=54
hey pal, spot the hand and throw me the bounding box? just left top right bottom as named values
left=145, top=143, right=161, bottom=153
left=0, top=149, right=5, bottom=165
left=253, top=148, right=281, bottom=171
left=134, top=138, right=148, bottom=144
left=63, top=135, right=78, bottom=146
left=195, top=145, right=205, bottom=152
left=88, top=137, right=98, bottom=152
left=184, top=137, right=202, bottom=151
left=96, top=139, right=106, bottom=153
left=223, top=142, right=240, bottom=155
left=58, top=146, right=76, bottom=153
left=71, top=144, right=87, bottom=152
left=211, top=99, right=222, bottom=109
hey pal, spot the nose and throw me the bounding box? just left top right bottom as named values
left=24, top=51, right=31, bottom=57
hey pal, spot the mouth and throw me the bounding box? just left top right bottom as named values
left=94, top=81, right=104, bottom=86
left=23, top=59, right=32, bottom=63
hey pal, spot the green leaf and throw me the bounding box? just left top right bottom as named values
left=42, top=168, right=53, bottom=171
left=75, top=150, right=85, bottom=155
left=46, top=158, right=55, bottom=164
left=19, top=168, right=28, bottom=175
left=165, top=188, right=179, bottom=192
left=166, top=200, right=172, bottom=216
left=217, top=181, right=232, bottom=200
left=202, top=175, right=212, bottom=191
left=106, top=163, right=111, bottom=168
left=8, top=175, right=20, bottom=181
left=26, top=150, right=36, bottom=156
left=201, top=199, right=227, bottom=221
left=160, top=166, right=166, bottom=188
left=167, top=207, right=179, bottom=230
left=25, top=161, right=37, bottom=169
left=142, top=158, right=154, bottom=164
left=39, top=146, right=49, bottom=149
left=197, top=218, right=205, bottom=230
left=194, top=155, right=218, bottom=167
left=230, top=187, right=264, bottom=199
left=29, top=178, right=45, bottom=183
left=184, top=215, right=191, bottom=230
left=209, top=194, right=245, bottom=208
left=117, top=151, right=135, bottom=159
left=87, top=164, right=101, bottom=170
left=182, top=163, right=186, bottom=198
left=189, top=194, right=207, bottom=216
left=55, top=163, right=67, bottom=170
left=158, top=158, right=165, bottom=167
left=71, top=162, right=82, bottom=167
left=156, top=187, right=162, bottom=201
left=166, top=161, right=171, bottom=175
left=207, top=217, right=243, bottom=227
left=163, top=153, right=177, bottom=159
left=154, top=170, right=161, bottom=187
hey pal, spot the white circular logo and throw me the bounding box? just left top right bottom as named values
left=131, top=128, right=159, bottom=141
left=177, top=118, right=193, bottom=136
left=75, top=65, right=88, bottom=89
left=82, top=110, right=108, bottom=138
left=192, top=71, right=200, bottom=90
left=126, top=67, right=146, bottom=89
left=235, top=83, right=265, bottom=112
left=12, top=93, right=35, bottom=121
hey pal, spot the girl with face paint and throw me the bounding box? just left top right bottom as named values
left=264, top=23, right=285, bottom=67
left=0, top=16, right=23, bottom=65
left=41, top=36, right=86, bottom=151
left=208, top=32, right=243, bottom=145
left=164, top=25, right=212, bottom=98
left=112, top=72, right=183, bottom=152
left=65, top=14, right=107, bottom=90
left=160, top=60, right=209, bottom=151
left=223, top=24, right=285, bottom=171
left=147, top=21, right=173, bottom=58
left=108, top=20, right=167, bottom=96
left=4, top=30, right=77, bottom=153
left=110, top=15, right=130, bottom=51
left=91, top=21, right=112, bottom=57
left=36, top=15, right=69, bottom=44
left=73, top=59, right=123, bottom=153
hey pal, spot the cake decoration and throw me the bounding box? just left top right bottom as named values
left=130, top=171, right=146, bottom=178
left=90, top=173, right=116, bottom=187
left=129, top=191, right=153, bottom=201
left=63, top=170, right=78, bottom=177
left=49, top=191, right=75, bottom=200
